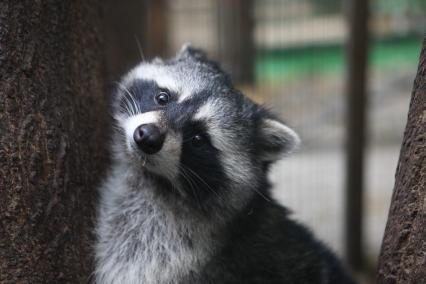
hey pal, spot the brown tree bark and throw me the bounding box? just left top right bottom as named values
left=376, top=38, right=426, bottom=283
left=216, top=0, right=255, bottom=84
left=0, top=1, right=106, bottom=282
left=104, top=0, right=168, bottom=82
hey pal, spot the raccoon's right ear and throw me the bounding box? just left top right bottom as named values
left=257, top=118, right=300, bottom=162
left=176, top=43, right=207, bottom=60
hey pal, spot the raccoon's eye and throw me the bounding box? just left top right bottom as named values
left=191, top=134, right=207, bottom=148
left=155, top=91, right=170, bottom=106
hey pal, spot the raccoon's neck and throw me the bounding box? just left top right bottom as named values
left=95, top=165, right=223, bottom=284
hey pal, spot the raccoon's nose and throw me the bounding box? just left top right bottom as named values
left=133, top=124, right=165, bottom=154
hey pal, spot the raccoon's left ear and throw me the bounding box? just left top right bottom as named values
left=257, top=118, right=300, bottom=162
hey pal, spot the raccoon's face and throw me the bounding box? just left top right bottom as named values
left=111, top=45, right=299, bottom=206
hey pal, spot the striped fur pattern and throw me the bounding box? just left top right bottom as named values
left=94, top=45, right=355, bottom=284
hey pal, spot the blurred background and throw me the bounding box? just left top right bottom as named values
left=104, top=0, right=425, bottom=282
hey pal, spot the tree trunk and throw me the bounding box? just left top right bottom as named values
left=0, top=1, right=106, bottom=282
left=104, top=0, right=144, bottom=83
left=140, top=0, right=169, bottom=59
left=376, top=38, right=426, bottom=283
left=104, top=0, right=168, bottom=82
left=344, top=0, right=369, bottom=271
left=216, top=0, right=255, bottom=84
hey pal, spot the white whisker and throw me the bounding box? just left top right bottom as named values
left=134, top=34, right=145, bottom=62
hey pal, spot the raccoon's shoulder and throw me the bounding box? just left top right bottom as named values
left=202, top=197, right=355, bottom=283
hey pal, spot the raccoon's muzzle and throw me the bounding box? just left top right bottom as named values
left=133, top=124, right=166, bottom=154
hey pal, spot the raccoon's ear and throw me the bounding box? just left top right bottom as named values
left=177, top=43, right=207, bottom=60
left=257, top=118, right=300, bottom=162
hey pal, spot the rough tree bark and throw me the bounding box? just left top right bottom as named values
left=376, top=38, right=426, bottom=283
left=0, top=1, right=106, bottom=282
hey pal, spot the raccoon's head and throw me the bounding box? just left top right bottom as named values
left=111, top=45, right=299, bottom=209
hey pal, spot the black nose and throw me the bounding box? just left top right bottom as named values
left=133, top=124, right=165, bottom=154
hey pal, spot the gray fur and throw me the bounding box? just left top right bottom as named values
left=94, top=45, right=355, bottom=284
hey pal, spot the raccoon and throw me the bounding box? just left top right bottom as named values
left=94, top=45, right=355, bottom=284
